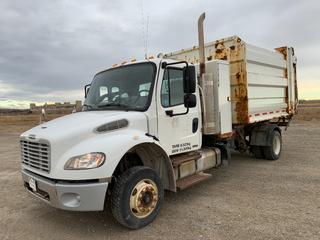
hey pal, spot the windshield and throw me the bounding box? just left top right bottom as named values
left=84, top=63, right=156, bottom=111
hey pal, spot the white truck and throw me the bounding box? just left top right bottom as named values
left=20, top=13, right=298, bottom=229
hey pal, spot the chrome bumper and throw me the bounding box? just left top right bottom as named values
left=21, top=169, right=109, bottom=211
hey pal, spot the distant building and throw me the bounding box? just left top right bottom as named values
left=30, top=101, right=82, bottom=113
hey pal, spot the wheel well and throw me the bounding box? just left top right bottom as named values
left=113, top=152, right=143, bottom=177
left=273, top=126, right=281, bottom=134
left=112, top=143, right=176, bottom=192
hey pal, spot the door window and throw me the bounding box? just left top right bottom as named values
left=161, top=68, right=184, bottom=107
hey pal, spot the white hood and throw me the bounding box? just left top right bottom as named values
left=20, top=111, right=149, bottom=179
left=21, top=111, right=147, bottom=141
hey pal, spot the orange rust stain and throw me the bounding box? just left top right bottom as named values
left=275, top=47, right=287, bottom=60
left=235, top=72, right=241, bottom=84
left=233, top=81, right=249, bottom=123
left=233, top=60, right=249, bottom=123
left=214, top=42, right=230, bottom=61
left=284, top=68, right=288, bottom=78
left=213, top=37, right=249, bottom=124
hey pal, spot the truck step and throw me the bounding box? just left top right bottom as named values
left=171, top=151, right=201, bottom=167
left=176, top=172, right=212, bottom=191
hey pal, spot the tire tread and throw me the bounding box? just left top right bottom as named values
left=251, top=146, right=264, bottom=159
left=110, top=166, right=163, bottom=229
left=263, top=130, right=282, bottom=160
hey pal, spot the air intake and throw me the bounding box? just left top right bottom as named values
left=95, top=119, right=129, bottom=133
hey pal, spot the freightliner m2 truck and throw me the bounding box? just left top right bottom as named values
left=20, top=13, right=298, bottom=229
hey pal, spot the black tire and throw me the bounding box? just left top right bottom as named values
left=251, top=146, right=264, bottom=159
left=111, top=166, right=164, bottom=229
left=263, top=130, right=282, bottom=160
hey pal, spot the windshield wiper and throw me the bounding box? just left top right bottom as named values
left=83, top=104, right=94, bottom=110
left=97, top=102, right=130, bottom=110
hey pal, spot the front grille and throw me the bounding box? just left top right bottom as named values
left=20, top=139, right=50, bottom=173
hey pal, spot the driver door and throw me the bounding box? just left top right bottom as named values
left=157, top=65, right=201, bottom=156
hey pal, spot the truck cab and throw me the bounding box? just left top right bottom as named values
left=21, top=58, right=210, bottom=228
left=83, top=59, right=203, bottom=156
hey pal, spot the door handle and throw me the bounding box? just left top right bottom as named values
left=192, top=118, right=199, bottom=133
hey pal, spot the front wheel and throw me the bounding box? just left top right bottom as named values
left=263, top=130, right=282, bottom=160
left=111, top=166, right=164, bottom=229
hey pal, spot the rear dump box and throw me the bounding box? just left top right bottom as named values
left=164, top=36, right=298, bottom=127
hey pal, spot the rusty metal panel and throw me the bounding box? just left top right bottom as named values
left=164, top=35, right=298, bottom=125
left=164, top=36, right=249, bottom=124
left=176, top=172, right=211, bottom=191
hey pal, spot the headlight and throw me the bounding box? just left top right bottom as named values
left=64, top=152, right=105, bottom=170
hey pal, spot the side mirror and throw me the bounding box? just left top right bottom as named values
left=183, top=66, right=196, bottom=93
left=166, top=94, right=197, bottom=117
left=84, top=84, right=91, bottom=98
left=184, top=93, right=197, bottom=108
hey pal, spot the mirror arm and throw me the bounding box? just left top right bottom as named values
left=161, top=61, right=188, bottom=69
left=165, top=108, right=189, bottom=117
left=84, top=84, right=91, bottom=98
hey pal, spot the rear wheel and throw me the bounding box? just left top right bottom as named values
left=251, top=146, right=264, bottom=159
left=111, top=166, right=164, bottom=229
left=263, top=130, right=282, bottom=160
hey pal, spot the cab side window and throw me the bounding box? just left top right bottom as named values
left=161, top=68, right=184, bottom=107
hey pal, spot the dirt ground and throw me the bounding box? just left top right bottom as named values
left=0, top=108, right=320, bottom=240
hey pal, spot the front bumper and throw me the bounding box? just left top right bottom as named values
left=21, top=169, right=109, bottom=211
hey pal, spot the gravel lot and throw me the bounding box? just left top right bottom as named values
left=0, top=120, right=319, bottom=240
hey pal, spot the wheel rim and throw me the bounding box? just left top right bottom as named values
left=130, top=179, right=158, bottom=218
left=273, top=133, right=281, bottom=155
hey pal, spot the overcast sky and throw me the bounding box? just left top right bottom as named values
left=0, top=0, right=319, bottom=108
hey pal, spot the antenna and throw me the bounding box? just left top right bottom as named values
left=140, top=0, right=149, bottom=59
left=145, top=15, right=149, bottom=59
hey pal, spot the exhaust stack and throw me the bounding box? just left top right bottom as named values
left=198, top=12, right=206, bottom=76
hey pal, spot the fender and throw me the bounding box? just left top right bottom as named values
left=58, top=128, right=176, bottom=191
left=250, top=124, right=281, bottom=147
left=123, top=142, right=176, bottom=191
